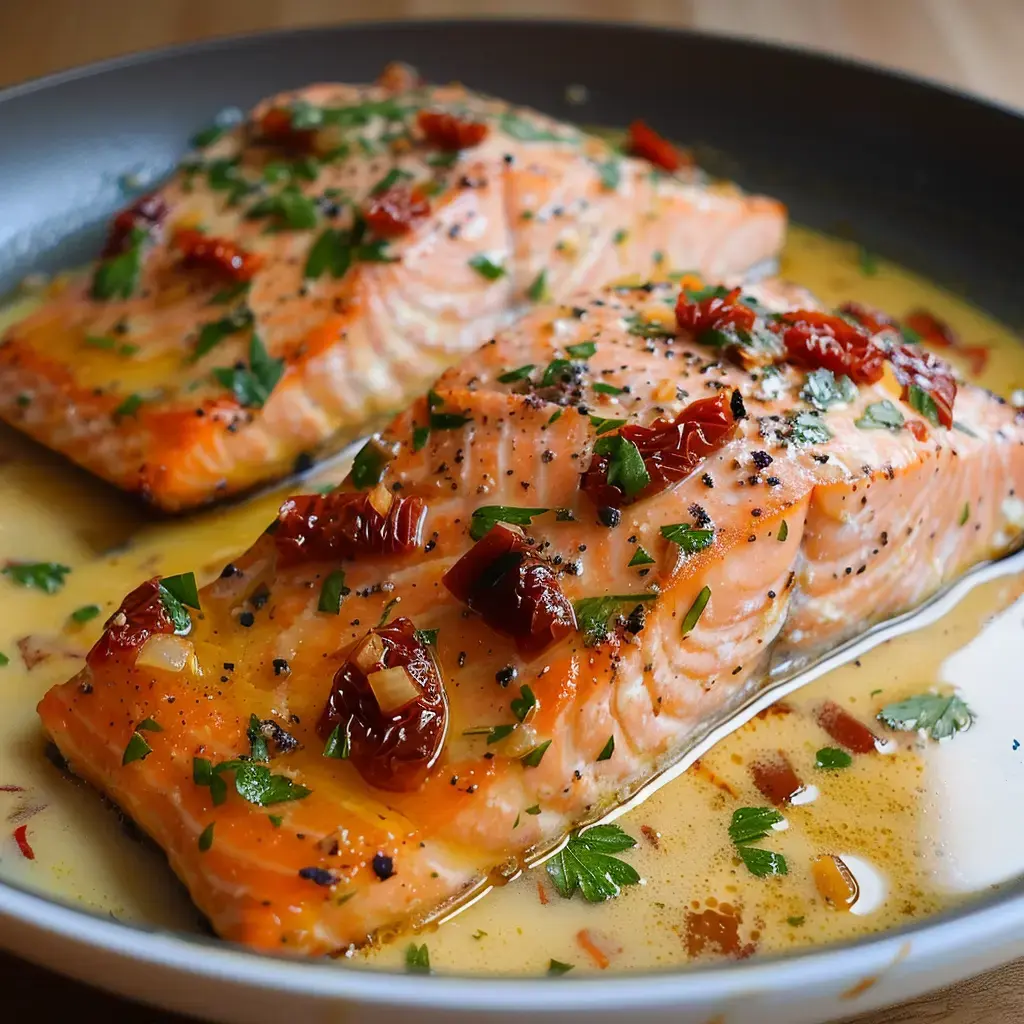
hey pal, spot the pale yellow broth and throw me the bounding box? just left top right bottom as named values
left=1, top=226, right=1023, bottom=974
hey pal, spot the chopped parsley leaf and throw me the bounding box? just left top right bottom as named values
left=2, top=562, right=71, bottom=594
left=405, top=942, right=431, bottom=973
left=525, top=805, right=542, bottom=816
left=0, top=653, right=9, bottom=668
left=137, top=717, right=162, bottom=732
left=114, top=394, right=144, bottom=419
left=596, top=735, right=615, bottom=761
left=371, top=167, right=413, bottom=195
left=596, top=159, right=621, bottom=191
left=527, top=269, right=549, bottom=303
left=959, top=502, right=970, bottom=526
left=304, top=220, right=397, bottom=279
left=589, top=415, right=627, bottom=435
left=268, top=814, right=283, bottom=828
left=815, top=747, right=853, bottom=770
left=784, top=411, right=832, bottom=445
left=497, top=364, right=535, bottom=384
left=546, top=824, right=639, bottom=902
left=738, top=846, right=788, bottom=877
left=855, top=400, right=905, bottom=431
left=246, top=714, right=269, bottom=763
left=350, top=437, right=393, bottom=489
left=413, top=628, right=439, bottom=647
left=161, top=572, right=200, bottom=609
left=548, top=959, right=574, bottom=975
left=499, top=112, right=566, bottom=142
left=680, top=586, right=711, bottom=636
left=627, top=546, right=655, bottom=567
left=468, top=253, right=506, bottom=280
left=245, top=185, right=318, bottom=230
left=469, top=505, right=549, bottom=541
left=787, top=915, right=805, bottom=927
left=906, top=384, right=941, bottom=426
left=511, top=684, right=537, bottom=723
left=520, top=739, right=552, bottom=767
left=573, top=593, right=657, bottom=645
left=592, top=381, right=625, bottom=396
left=858, top=247, right=879, bottom=276
left=322, top=720, right=352, bottom=759
left=212, top=334, right=284, bottom=409
left=412, top=425, right=430, bottom=451
left=728, top=806, right=785, bottom=845
left=778, top=520, right=789, bottom=543
left=192, top=306, right=254, bottom=361
left=198, top=822, right=215, bottom=852
left=623, top=314, right=675, bottom=339
left=122, top=732, right=153, bottom=766
left=592, top=434, right=650, bottom=497
left=800, top=368, right=857, bottom=410
left=877, top=692, right=973, bottom=741
left=91, top=227, right=146, bottom=300
left=660, top=523, right=714, bottom=555
left=566, top=341, right=596, bottom=360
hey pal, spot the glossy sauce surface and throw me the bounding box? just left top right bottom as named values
left=1, top=226, right=1022, bottom=973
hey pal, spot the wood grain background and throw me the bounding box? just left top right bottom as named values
left=1, top=1, right=1023, bottom=1021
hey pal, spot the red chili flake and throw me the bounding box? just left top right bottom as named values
left=173, top=228, right=263, bottom=283
left=101, top=193, right=168, bottom=258
left=442, top=523, right=576, bottom=657
left=906, top=419, right=930, bottom=442
left=13, top=824, right=35, bottom=860
left=536, top=880, right=549, bottom=905
left=639, top=824, right=661, bottom=849
left=363, top=185, right=430, bottom=237
left=576, top=928, right=611, bottom=970
left=750, top=753, right=804, bottom=805
left=256, top=107, right=316, bottom=152
left=837, top=301, right=902, bottom=336
left=683, top=908, right=756, bottom=959
left=274, top=490, right=426, bottom=566
left=817, top=701, right=878, bottom=754
left=417, top=110, right=488, bottom=151
left=317, top=617, right=447, bottom=792
left=86, top=578, right=176, bottom=671
left=0, top=785, right=24, bottom=793
left=626, top=119, right=686, bottom=172
left=581, top=393, right=738, bottom=509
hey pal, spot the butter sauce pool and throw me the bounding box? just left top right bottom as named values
left=1, top=226, right=1022, bottom=974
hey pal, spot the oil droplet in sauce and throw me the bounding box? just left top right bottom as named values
left=0, top=226, right=1022, bottom=975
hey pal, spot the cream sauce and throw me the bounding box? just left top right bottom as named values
left=0, top=227, right=1022, bottom=973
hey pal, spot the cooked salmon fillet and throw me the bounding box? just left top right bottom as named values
left=37, top=278, right=1024, bottom=955
left=0, top=67, right=784, bottom=511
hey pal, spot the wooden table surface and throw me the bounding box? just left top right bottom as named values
left=1, top=1, right=1022, bottom=1021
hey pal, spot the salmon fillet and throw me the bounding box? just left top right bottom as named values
left=37, top=278, right=1024, bottom=955
left=0, top=67, right=784, bottom=511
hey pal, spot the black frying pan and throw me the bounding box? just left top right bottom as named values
left=1, top=20, right=1022, bottom=1023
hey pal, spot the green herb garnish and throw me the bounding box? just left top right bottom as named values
left=469, top=505, right=549, bottom=541
left=566, top=341, right=596, bottom=360
left=815, top=747, right=853, bottom=770
left=212, top=334, right=284, bottom=409
left=246, top=185, right=318, bottom=230
left=414, top=629, right=439, bottom=647
left=198, top=822, right=215, bottom=852
left=318, top=570, right=349, bottom=615
left=596, top=736, right=615, bottom=762
left=623, top=314, right=675, bottom=339
left=122, top=732, right=153, bottom=766
left=877, top=692, right=973, bottom=741
left=468, top=253, right=506, bottom=280
left=660, top=523, right=714, bottom=555
left=680, top=586, right=711, bottom=636
left=596, top=160, right=621, bottom=191
left=520, top=739, right=552, bottom=768
left=497, top=364, right=535, bottom=384
left=405, top=943, right=431, bottom=973
left=592, top=434, right=650, bottom=497
left=114, top=394, right=143, bottom=419
left=322, top=719, right=351, bottom=759
left=589, top=415, right=627, bottom=435
left=738, top=847, right=789, bottom=877
left=350, top=437, right=393, bottom=489
left=906, top=384, right=941, bottom=426
left=548, top=959, right=574, bottom=975
left=527, top=269, right=549, bottom=303
left=91, top=228, right=145, bottom=300
left=592, top=381, right=625, bottom=396
left=778, top=520, right=789, bottom=543
left=546, top=824, right=640, bottom=902
left=2, top=562, right=71, bottom=594
left=573, top=593, right=657, bottom=645
left=855, top=400, right=905, bottom=431
left=192, top=306, right=254, bottom=361
left=785, top=411, right=832, bottom=445
left=246, top=714, right=269, bottom=763
left=959, top=502, right=970, bottom=526
left=627, top=546, right=655, bottom=567
left=511, top=684, right=537, bottom=723
left=728, top=806, right=785, bottom=845
left=371, top=167, right=413, bottom=195
left=801, top=368, right=857, bottom=410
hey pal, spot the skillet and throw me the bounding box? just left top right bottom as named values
left=0, top=19, right=1022, bottom=1023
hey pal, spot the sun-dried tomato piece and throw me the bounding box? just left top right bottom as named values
left=256, top=107, right=316, bottom=152
left=775, top=310, right=887, bottom=386
left=363, top=184, right=430, bottom=237
left=442, top=523, right=576, bottom=656
left=102, top=193, right=168, bottom=258
left=582, top=393, right=739, bottom=508
left=888, top=343, right=957, bottom=428
left=626, top=120, right=687, bottom=172
left=906, top=418, right=930, bottom=442
left=817, top=701, right=878, bottom=754
left=86, top=578, right=175, bottom=670
left=417, top=110, right=488, bottom=151
left=274, top=490, right=426, bottom=566
left=750, top=753, right=804, bottom=805
left=676, top=286, right=757, bottom=338
left=902, top=309, right=957, bottom=348
left=836, top=301, right=902, bottom=336
left=318, top=617, right=447, bottom=791
left=173, top=228, right=263, bottom=283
